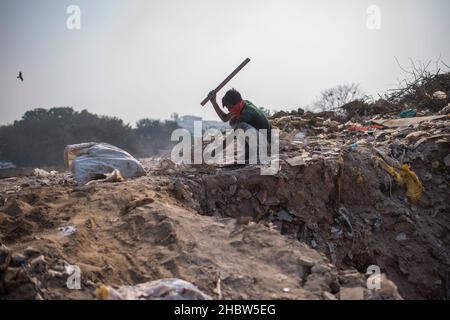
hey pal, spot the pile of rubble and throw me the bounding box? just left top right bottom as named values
left=158, top=75, right=450, bottom=299
left=0, top=72, right=449, bottom=300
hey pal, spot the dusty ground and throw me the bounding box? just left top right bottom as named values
left=0, top=170, right=400, bottom=300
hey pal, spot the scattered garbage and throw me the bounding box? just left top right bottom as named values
left=96, top=278, right=212, bottom=300
left=85, top=169, right=125, bottom=185
left=337, top=207, right=354, bottom=238
left=64, top=142, right=146, bottom=185
left=347, top=124, right=383, bottom=132
left=377, top=158, right=424, bottom=202
left=58, top=226, right=77, bottom=236
left=339, top=287, right=365, bottom=300
left=377, top=157, right=403, bottom=184
left=285, top=155, right=306, bottom=167
left=438, top=104, right=450, bottom=115
left=432, top=91, right=448, bottom=107
left=123, top=197, right=155, bottom=213
left=372, top=114, right=447, bottom=128
left=400, top=164, right=424, bottom=203
left=29, top=255, right=47, bottom=273
left=276, top=210, right=293, bottom=222
left=399, top=109, right=417, bottom=118
left=293, top=131, right=306, bottom=141
left=395, top=233, right=408, bottom=242
left=32, top=168, right=57, bottom=178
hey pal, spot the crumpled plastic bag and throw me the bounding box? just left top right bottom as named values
left=95, top=278, right=212, bottom=300
left=32, top=168, right=57, bottom=178
left=377, top=157, right=424, bottom=202
left=400, top=164, right=424, bottom=203
left=377, top=157, right=403, bottom=185
left=64, top=142, right=146, bottom=185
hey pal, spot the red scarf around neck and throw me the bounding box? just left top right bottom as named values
left=228, top=100, right=245, bottom=119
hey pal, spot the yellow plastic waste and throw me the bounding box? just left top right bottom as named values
left=400, top=164, right=424, bottom=203
left=355, top=168, right=364, bottom=185
left=377, top=158, right=424, bottom=202
left=95, top=286, right=110, bottom=300
left=377, top=157, right=403, bottom=185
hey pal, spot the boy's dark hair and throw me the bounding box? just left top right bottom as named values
left=222, top=89, right=242, bottom=108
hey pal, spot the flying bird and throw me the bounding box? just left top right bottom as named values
left=17, top=72, right=23, bottom=81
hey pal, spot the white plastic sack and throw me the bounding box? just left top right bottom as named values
left=64, top=142, right=146, bottom=185
left=96, top=278, right=212, bottom=300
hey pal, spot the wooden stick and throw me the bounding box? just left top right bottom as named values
left=200, top=58, right=251, bottom=106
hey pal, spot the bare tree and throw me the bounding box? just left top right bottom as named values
left=312, top=83, right=365, bottom=112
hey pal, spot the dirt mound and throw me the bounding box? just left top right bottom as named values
left=0, top=174, right=399, bottom=300
left=162, top=108, right=450, bottom=299
left=176, top=148, right=448, bottom=299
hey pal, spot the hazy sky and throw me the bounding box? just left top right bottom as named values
left=1, top=0, right=449, bottom=125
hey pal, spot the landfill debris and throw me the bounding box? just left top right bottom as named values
left=276, top=210, right=293, bottom=222
left=372, top=114, right=447, bottom=128
left=432, top=91, right=448, bottom=107
left=395, top=233, right=408, bottom=241
left=30, top=255, right=46, bottom=273
left=337, top=207, right=354, bottom=238
left=96, top=278, right=212, bottom=300
left=377, top=274, right=402, bottom=299
left=322, top=291, right=338, bottom=300
left=377, top=157, right=403, bottom=184
left=86, top=169, right=125, bottom=185
left=405, top=131, right=428, bottom=141
left=64, top=142, right=146, bottom=185
left=123, top=197, right=155, bottom=213
left=23, top=247, right=41, bottom=258
left=347, top=124, right=383, bottom=132
left=399, top=109, right=417, bottom=118
left=32, top=168, right=57, bottom=178
left=285, top=156, right=306, bottom=167
left=438, top=104, right=450, bottom=115
left=377, top=158, right=424, bottom=202
left=339, top=287, right=365, bottom=300
left=400, top=165, right=424, bottom=203
left=58, top=226, right=77, bottom=236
